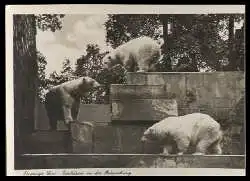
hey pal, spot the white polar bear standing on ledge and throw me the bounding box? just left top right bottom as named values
left=102, top=36, right=162, bottom=72
left=141, top=113, right=223, bottom=155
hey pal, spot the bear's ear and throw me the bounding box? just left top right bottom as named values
left=81, top=77, right=93, bottom=88
left=92, top=80, right=101, bottom=89
left=81, top=77, right=87, bottom=84
left=148, top=128, right=154, bottom=134
left=82, top=77, right=100, bottom=90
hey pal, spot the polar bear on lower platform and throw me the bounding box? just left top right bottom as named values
left=141, top=113, right=223, bottom=155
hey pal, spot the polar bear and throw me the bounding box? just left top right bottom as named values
left=102, top=36, right=162, bottom=72
left=141, top=113, right=223, bottom=155
left=45, top=76, right=101, bottom=130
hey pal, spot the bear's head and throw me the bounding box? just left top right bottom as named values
left=141, top=128, right=158, bottom=143
left=102, top=53, right=123, bottom=70
left=102, top=54, right=113, bottom=69
left=79, top=76, right=101, bottom=94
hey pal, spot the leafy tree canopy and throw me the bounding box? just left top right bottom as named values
left=36, top=14, right=65, bottom=32
left=105, top=14, right=244, bottom=72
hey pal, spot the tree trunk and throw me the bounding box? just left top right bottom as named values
left=235, top=23, right=245, bottom=71
left=13, top=15, right=37, bottom=157
left=160, top=14, right=172, bottom=71
left=227, top=15, right=236, bottom=70
left=160, top=14, right=168, bottom=52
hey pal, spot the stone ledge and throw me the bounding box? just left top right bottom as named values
left=112, top=99, right=178, bottom=121
left=126, top=72, right=245, bottom=85
left=15, top=154, right=245, bottom=169
left=110, top=85, right=176, bottom=99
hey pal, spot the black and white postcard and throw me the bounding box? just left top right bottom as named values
left=6, top=4, right=246, bottom=176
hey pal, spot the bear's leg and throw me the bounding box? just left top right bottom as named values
left=211, top=142, right=222, bottom=155
left=45, top=92, right=59, bottom=131
left=124, top=56, right=138, bottom=72
left=45, top=104, right=58, bottom=130
left=63, top=124, right=73, bottom=153
left=192, top=152, right=205, bottom=155
left=162, top=145, right=172, bottom=155
left=62, top=105, right=74, bottom=124
left=195, top=128, right=222, bottom=155
left=176, top=137, right=190, bottom=155
left=195, top=139, right=213, bottom=155
left=137, top=59, right=149, bottom=72
left=209, top=136, right=223, bottom=155
left=71, top=99, right=80, bottom=121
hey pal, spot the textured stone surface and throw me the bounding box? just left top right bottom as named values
left=93, top=124, right=153, bottom=153
left=16, top=155, right=246, bottom=169
left=31, top=72, right=245, bottom=156
left=35, top=104, right=111, bottom=131
left=70, top=122, right=94, bottom=142
left=78, top=104, right=111, bottom=123
left=72, top=140, right=93, bottom=153
left=175, top=155, right=244, bottom=168
left=213, top=98, right=235, bottom=108
left=185, top=73, right=204, bottom=90
left=111, top=85, right=178, bottom=100
left=22, top=131, right=69, bottom=153
left=126, top=72, right=186, bottom=86
left=34, top=98, right=50, bottom=130
left=123, top=72, right=245, bottom=122
left=93, top=124, right=121, bottom=153
left=35, top=72, right=245, bottom=130
left=126, top=73, right=147, bottom=84
left=203, top=72, right=237, bottom=99
left=112, top=99, right=178, bottom=121
left=57, top=120, right=69, bottom=131
left=128, top=155, right=246, bottom=168
left=70, top=122, right=94, bottom=153
left=142, top=141, right=164, bottom=154
left=117, top=125, right=146, bottom=153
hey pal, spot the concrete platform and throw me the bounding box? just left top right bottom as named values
left=15, top=154, right=245, bottom=169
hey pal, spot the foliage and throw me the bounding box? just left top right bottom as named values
left=74, top=44, right=107, bottom=79
left=74, top=44, right=127, bottom=104
left=73, top=44, right=106, bottom=104
left=105, top=14, right=162, bottom=49
left=47, top=59, right=77, bottom=86
left=36, top=14, right=65, bottom=32
left=37, top=14, right=245, bottom=104
left=42, top=43, right=127, bottom=104
left=95, top=64, right=127, bottom=104
left=37, top=57, right=77, bottom=102
left=36, top=51, right=50, bottom=102
left=60, top=59, right=76, bottom=81
left=35, top=14, right=65, bottom=102
left=105, top=14, right=245, bottom=72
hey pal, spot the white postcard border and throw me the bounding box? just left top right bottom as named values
left=6, top=4, right=246, bottom=176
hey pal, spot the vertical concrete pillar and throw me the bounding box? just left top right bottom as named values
left=70, top=122, right=94, bottom=153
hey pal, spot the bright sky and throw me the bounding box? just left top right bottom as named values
left=36, top=14, right=113, bottom=77
left=36, top=15, right=244, bottom=76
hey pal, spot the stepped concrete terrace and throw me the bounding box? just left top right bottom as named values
left=17, top=72, right=245, bottom=170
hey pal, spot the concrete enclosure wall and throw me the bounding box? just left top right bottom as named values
left=33, top=72, right=245, bottom=155
left=124, top=72, right=245, bottom=122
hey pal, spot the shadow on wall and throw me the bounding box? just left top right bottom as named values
left=114, top=99, right=155, bottom=122
left=34, top=103, right=111, bottom=130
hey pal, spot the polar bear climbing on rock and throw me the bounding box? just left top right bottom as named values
left=102, top=36, right=162, bottom=72
left=141, top=113, right=223, bottom=155
left=45, top=76, right=101, bottom=130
